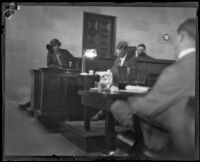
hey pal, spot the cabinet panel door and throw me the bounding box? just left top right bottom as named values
left=83, top=12, right=116, bottom=58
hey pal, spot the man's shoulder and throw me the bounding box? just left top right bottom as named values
left=176, top=53, right=195, bottom=70
left=162, top=54, right=195, bottom=79
left=181, top=52, right=195, bottom=60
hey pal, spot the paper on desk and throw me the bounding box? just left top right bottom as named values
left=95, top=71, right=107, bottom=76
left=117, top=89, right=146, bottom=93
left=125, top=85, right=150, bottom=92
left=80, top=72, right=89, bottom=75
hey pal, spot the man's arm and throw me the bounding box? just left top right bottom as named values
left=128, top=63, right=184, bottom=116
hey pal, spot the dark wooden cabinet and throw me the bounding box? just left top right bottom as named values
left=63, top=74, right=99, bottom=121
left=35, top=68, right=71, bottom=130
left=30, top=67, right=98, bottom=130
left=83, top=12, right=116, bottom=58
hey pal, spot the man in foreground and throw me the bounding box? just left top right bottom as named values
left=111, top=18, right=196, bottom=159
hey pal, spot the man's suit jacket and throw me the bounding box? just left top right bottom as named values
left=111, top=52, right=135, bottom=85
left=47, top=49, right=75, bottom=68
left=128, top=52, right=195, bottom=153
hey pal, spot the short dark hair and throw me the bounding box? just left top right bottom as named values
left=116, top=41, right=128, bottom=51
left=137, top=44, right=146, bottom=50
left=177, top=18, right=196, bottom=40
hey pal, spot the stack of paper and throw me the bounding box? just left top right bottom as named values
left=125, top=85, right=150, bottom=93
left=80, top=72, right=89, bottom=75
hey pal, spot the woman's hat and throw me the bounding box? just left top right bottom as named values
left=50, top=39, right=61, bottom=47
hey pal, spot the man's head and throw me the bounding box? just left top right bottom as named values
left=115, top=41, right=128, bottom=58
left=136, top=44, right=146, bottom=56
left=174, top=18, right=196, bottom=55
left=50, top=39, right=61, bottom=52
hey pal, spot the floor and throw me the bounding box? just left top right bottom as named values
left=3, top=98, right=102, bottom=160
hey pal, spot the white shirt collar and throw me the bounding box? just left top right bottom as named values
left=178, top=48, right=195, bottom=59
left=119, top=53, right=127, bottom=66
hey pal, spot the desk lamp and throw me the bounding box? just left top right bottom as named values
left=81, top=49, right=97, bottom=74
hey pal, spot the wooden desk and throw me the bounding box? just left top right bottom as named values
left=30, top=67, right=98, bottom=130
left=79, top=89, right=147, bottom=152
left=35, top=68, right=79, bottom=130
left=62, top=74, right=99, bottom=121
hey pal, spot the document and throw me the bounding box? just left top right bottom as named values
left=125, top=85, right=150, bottom=93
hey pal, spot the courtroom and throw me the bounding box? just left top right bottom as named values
left=2, top=2, right=199, bottom=161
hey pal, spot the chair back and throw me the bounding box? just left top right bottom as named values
left=147, top=73, right=159, bottom=87
left=127, top=46, right=136, bottom=57
left=127, top=66, right=149, bottom=86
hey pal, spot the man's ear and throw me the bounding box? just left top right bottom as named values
left=179, top=31, right=186, bottom=43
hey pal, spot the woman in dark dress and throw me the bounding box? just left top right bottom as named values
left=19, top=39, right=75, bottom=110
left=46, top=39, right=75, bottom=69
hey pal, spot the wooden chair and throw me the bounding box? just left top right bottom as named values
left=127, top=66, right=149, bottom=86
left=146, top=73, right=159, bottom=87
left=115, top=115, right=144, bottom=157
left=116, top=96, right=195, bottom=159
left=127, top=46, right=136, bottom=57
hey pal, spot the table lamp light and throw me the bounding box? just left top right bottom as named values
left=81, top=49, right=97, bottom=74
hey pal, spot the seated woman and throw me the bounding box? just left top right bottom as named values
left=47, top=38, right=75, bottom=69
left=19, top=38, right=75, bottom=110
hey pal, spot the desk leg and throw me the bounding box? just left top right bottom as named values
left=84, top=105, right=90, bottom=131
left=105, top=111, right=115, bottom=152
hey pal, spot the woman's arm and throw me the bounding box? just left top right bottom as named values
left=47, top=52, right=61, bottom=68
left=62, top=49, right=75, bottom=68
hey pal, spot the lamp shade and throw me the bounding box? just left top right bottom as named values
left=84, top=49, right=97, bottom=58
left=81, top=49, right=97, bottom=73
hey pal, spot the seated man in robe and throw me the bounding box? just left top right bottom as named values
left=110, top=18, right=196, bottom=159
